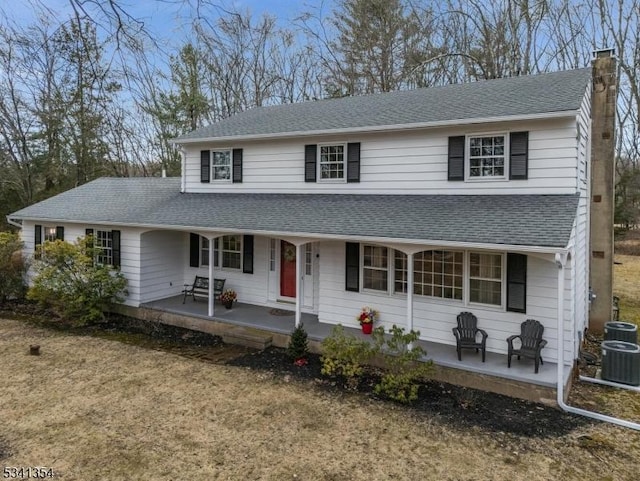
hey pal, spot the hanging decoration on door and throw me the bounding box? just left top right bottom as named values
left=283, top=244, right=296, bottom=262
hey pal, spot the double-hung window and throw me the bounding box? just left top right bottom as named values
left=468, top=134, right=506, bottom=179
left=211, top=150, right=232, bottom=181
left=95, top=230, right=113, bottom=266
left=318, top=144, right=346, bottom=181
left=222, top=235, right=242, bottom=269
left=469, top=252, right=503, bottom=306
left=363, top=245, right=388, bottom=291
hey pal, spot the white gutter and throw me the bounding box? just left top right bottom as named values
left=9, top=216, right=568, bottom=255
left=170, top=110, right=577, bottom=145
left=5, top=217, right=22, bottom=228
left=555, top=252, right=640, bottom=431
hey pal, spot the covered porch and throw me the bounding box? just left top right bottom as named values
left=140, top=295, right=571, bottom=398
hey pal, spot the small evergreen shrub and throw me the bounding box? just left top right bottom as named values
left=27, top=236, right=127, bottom=326
left=371, top=325, right=433, bottom=403
left=288, top=323, right=309, bottom=363
left=0, top=231, right=27, bottom=302
left=321, top=324, right=374, bottom=384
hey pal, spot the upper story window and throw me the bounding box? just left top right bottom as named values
left=448, top=132, right=528, bottom=182
left=212, top=150, right=232, bottom=181
left=305, top=143, right=360, bottom=183
left=468, top=134, right=506, bottom=179
left=200, top=149, right=242, bottom=184
left=319, top=144, right=346, bottom=181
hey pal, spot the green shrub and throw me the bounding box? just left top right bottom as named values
left=321, top=324, right=374, bottom=383
left=27, top=236, right=127, bottom=326
left=0, top=231, right=27, bottom=302
left=288, top=323, right=309, bottom=361
left=372, top=325, right=433, bottom=403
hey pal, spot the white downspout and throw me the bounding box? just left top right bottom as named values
left=208, top=236, right=214, bottom=318
left=180, top=147, right=187, bottom=193
left=555, top=252, right=640, bottom=431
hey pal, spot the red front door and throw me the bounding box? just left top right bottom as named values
left=280, top=241, right=296, bottom=298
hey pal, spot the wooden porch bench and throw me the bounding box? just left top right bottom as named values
left=182, top=276, right=225, bottom=304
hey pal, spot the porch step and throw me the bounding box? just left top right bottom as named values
left=223, top=327, right=272, bottom=350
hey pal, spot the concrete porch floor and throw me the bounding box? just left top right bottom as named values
left=140, top=295, right=572, bottom=397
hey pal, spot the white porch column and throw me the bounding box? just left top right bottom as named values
left=295, top=243, right=303, bottom=327
left=406, top=252, right=414, bottom=333
left=208, top=236, right=215, bottom=318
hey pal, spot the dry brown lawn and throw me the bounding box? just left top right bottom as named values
left=1, top=319, right=639, bottom=481
left=614, top=254, right=640, bottom=326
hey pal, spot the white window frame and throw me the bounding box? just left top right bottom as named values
left=200, top=237, right=210, bottom=267
left=211, top=149, right=232, bottom=182
left=317, top=143, right=347, bottom=183
left=95, top=229, right=113, bottom=266
left=467, top=251, right=505, bottom=308
left=43, top=226, right=58, bottom=242
left=220, top=234, right=242, bottom=271
left=269, top=238, right=276, bottom=272
left=393, top=250, right=408, bottom=295
left=465, top=132, right=508, bottom=181
left=361, top=244, right=389, bottom=292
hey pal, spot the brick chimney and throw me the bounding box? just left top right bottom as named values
left=589, top=48, right=616, bottom=333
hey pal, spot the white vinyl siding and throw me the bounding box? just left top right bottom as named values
left=140, top=230, right=185, bottom=303
left=183, top=117, right=579, bottom=195
left=317, top=241, right=573, bottom=363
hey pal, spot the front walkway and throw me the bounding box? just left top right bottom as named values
left=141, top=296, right=570, bottom=392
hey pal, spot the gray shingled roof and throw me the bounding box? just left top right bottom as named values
left=176, top=68, right=591, bottom=142
left=10, top=178, right=579, bottom=248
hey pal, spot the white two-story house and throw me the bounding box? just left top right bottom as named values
left=8, top=66, right=596, bottom=399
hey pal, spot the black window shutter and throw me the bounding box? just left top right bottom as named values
left=507, top=253, right=527, bottom=313
left=304, top=144, right=317, bottom=182
left=509, top=131, right=529, bottom=180
left=448, top=136, right=465, bottom=181
left=243, top=235, right=254, bottom=274
left=200, top=150, right=210, bottom=183
left=345, top=242, right=360, bottom=292
left=56, top=226, right=64, bottom=241
left=189, top=233, right=200, bottom=267
left=346, top=142, right=361, bottom=183
left=111, top=230, right=121, bottom=268
left=85, top=228, right=94, bottom=248
left=34, top=225, right=42, bottom=247
left=232, top=148, right=243, bottom=183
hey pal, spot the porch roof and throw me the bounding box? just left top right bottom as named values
left=10, top=177, right=579, bottom=248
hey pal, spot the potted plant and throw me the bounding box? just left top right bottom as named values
left=357, top=306, right=377, bottom=334
left=219, top=289, right=237, bottom=309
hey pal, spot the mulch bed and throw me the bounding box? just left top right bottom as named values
left=228, top=346, right=590, bottom=438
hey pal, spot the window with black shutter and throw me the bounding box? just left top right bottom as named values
left=189, top=233, right=200, bottom=267
left=232, top=148, right=243, bottom=183
left=509, top=131, right=529, bottom=180
left=448, top=136, right=465, bottom=180
left=200, top=150, right=210, bottom=183
left=346, top=142, right=361, bottom=183
left=345, top=242, right=360, bottom=292
left=507, top=253, right=527, bottom=313
left=243, top=235, right=254, bottom=274
left=305, top=144, right=317, bottom=182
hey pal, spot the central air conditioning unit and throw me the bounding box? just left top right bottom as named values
left=604, top=321, right=638, bottom=344
left=601, top=341, right=640, bottom=386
